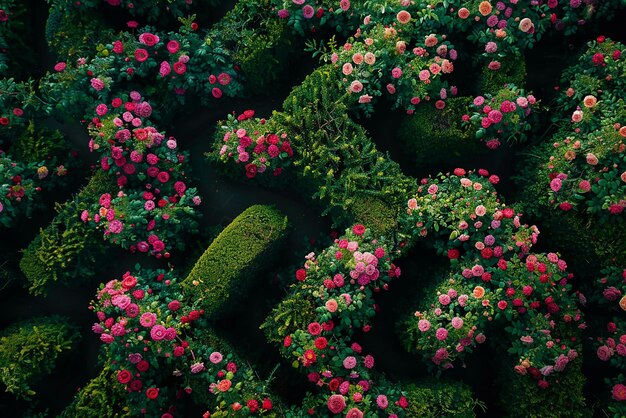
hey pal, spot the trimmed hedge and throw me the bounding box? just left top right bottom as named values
left=182, top=205, right=289, bottom=318
left=494, top=351, right=588, bottom=418
left=57, top=364, right=130, bottom=418
left=478, top=56, right=527, bottom=94
left=261, top=292, right=317, bottom=345
left=0, top=316, right=80, bottom=399
left=404, top=379, right=479, bottom=417
left=396, top=97, right=483, bottom=171
left=20, top=171, right=114, bottom=296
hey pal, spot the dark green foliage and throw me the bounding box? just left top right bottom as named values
left=350, top=196, right=399, bottom=239
left=20, top=171, right=114, bottom=296
left=46, top=0, right=113, bottom=58
left=182, top=205, right=289, bottom=318
left=404, top=379, right=480, bottom=417
left=495, top=353, right=588, bottom=418
left=12, top=121, right=69, bottom=163
left=45, top=2, right=114, bottom=58
left=274, top=66, right=415, bottom=226
left=396, top=98, right=483, bottom=170
left=188, top=328, right=281, bottom=414
left=261, top=292, right=317, bottom=345
left=0, top=316, right=80, bottom=399
left=57, top=365, right=130, bottom=418
left=479, top=57, right=527, bottom=94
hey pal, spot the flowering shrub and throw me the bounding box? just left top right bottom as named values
left=215, top=110, right=293, bottom=180
left=0, top=316, right=80, bottom=399
left=90, top=267, right=277, bottom=416
left=48, top=0, right=206, bottom=23
left=462, top=84, right=538, bottom=148
left=40, top=24, right=242, bottom=121
left=268, top=225, right=410, bottom=416
left=533, top=38, right=626, bottom=221
left=276, top=0, right=360, bottom=36
left=82, top=91, right=201, bottom=256
left=331, top=23, right=457, bottom=115
left=372, top=0, right=623, bottom=63
left=399, top=170, right=584, bottom=388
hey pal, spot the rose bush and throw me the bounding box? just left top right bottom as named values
left=82, top=91, right=201, bottom=256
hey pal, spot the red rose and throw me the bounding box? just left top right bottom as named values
left=157, top=171, right=170, bottom=183
left=137, top=360, right=150, bottom=372
left=122, top=273, right=137, bottom=289
left=168, top=300, right=181, bottom=311
left=592, top=52, right=605, bottom=65
left=247, top=399, right=259, bottom=413
left=146, top=387, right=159, bottom=400
left=129, top=379, right=143, bottom=391
left=262, top=398, right=272, bottom=410
left=117, top=370, right=132, bottom=384
left=134, top=48, right=149, bottom=62
left=352, top=224, right=366, bottom=236
left=212, top=87, right=223, bottom=98
left=245, top=163, right=258, bottom=178
left=295, top=268, right=307, bottom=281
left=447, top=249, right=460, bottom=259
left=173, top=62, right=187, bottom=74
left=314, top=337, right=327, bottom=349
left=173, top=346, right=185, bottom=357
left=283, top=335, right=292, bottom=347
left=111, top=97, right=122, bottom=108
left=217, top=72, right=231, bottom=85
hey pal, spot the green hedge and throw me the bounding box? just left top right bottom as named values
left=57, top=364, right=130, bottom=418
left=478, top=56, right=527, bottom=94
left=20, top=171, right=114, bottom=296
left=182, top=205, right=289, bottom=318
left=0, top=316, right=80, bottom=399
left=404, top=379, right=479, bottom=417
left=396, top=97, right=483, bottom=171
left=494, top=352, right=588, bottom=418
left=274, top=66, right=416, bottom=227
left=261, top=292, right=317, bottom=345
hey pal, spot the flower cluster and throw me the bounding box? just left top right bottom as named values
left=82, top=91, right=201, bottom=256
left=278, top=226, right=408, bottom=415
left=216, top=110, right=293, bottom=179
left=400, top=170, right=584, bottom=388
left=276, top=0, right=357, bottom=36
left=537, top=38, right=625, bottom=221
left=331, top=23, right=457, bottom=115
left=41, top=24, right=242, bottom=121
left=462, top=84, right=538, bottom=148
left=91, top=268, right=276, bottom=416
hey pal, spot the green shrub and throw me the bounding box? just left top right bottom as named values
left=349, top=196, right=399, bottom=239
left=479, top=56, right=527, bottom=94
left=188, top=328, right=281, bottom=415
left=494, top=351, right=588, bottom=418
left=396, top=98, right=483, bottom=170
left=11, top=121, right=68, bottom=163
left=404, top=379, right=480, bottom=417
left=0, top=316, right=80, bottom=399
left=182, top=205, right=289, bottom=318
left=261, top=292, right=317, bottom=345
left=20, top=171, right=114, bottom=296
left=57, top=364, right=130, bottom=418
left=45, top=2, right=113, bottom=59
left=275, top=66, right=415, bottom=226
